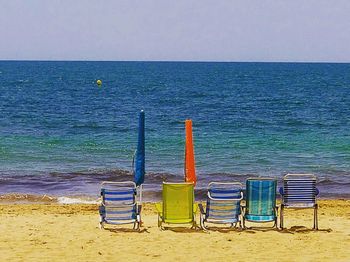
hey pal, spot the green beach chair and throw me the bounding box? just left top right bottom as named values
left=155, top=182, right=197, bottom=230
left=242, top=178, right=278, bottom=229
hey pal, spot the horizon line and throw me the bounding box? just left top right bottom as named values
left=0, top=59, right=350, bottom=64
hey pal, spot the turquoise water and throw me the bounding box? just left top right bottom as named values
left=0, top=61, right=349, bottom=198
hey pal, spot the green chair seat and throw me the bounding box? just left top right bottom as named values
left=156, top=182, right=197, bottom=229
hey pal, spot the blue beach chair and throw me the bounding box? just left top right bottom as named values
left=242, top=178, right=278, bottom=229
left=199, top=182, right=243, bottom=230
left=279, top=174, right=319, bottom=230
left=99, top=181, right=141, bottom=230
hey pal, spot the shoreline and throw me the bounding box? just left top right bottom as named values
left=1, top=193, right=350, bottom=205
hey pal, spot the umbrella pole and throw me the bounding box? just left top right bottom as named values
left=139, top=184, right=143, bottom=204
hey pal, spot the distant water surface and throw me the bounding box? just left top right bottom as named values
left=0, top=61, right=349, bottom=199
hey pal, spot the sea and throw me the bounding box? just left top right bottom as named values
left=0, top=61, right=349, bottom=202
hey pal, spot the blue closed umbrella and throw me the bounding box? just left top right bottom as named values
left=134, top=110, right=145, bottom=186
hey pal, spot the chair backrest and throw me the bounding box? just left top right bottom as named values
left=246, top=178, right=277, bottom=217
left=206, top=182, right=243, bottom=220
left=162, top=182, right=194, bottom=222
left=282, top=174, right=317, bottom=207
left=101, top=181, right=137, bottom=221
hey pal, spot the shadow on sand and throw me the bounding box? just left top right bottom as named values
left=242, top=227, right=279, bottom=233
left=102, top=225, right=332, bottom=234
left=104, top=227, right=150, bottom=233
left=202, top=226, right=243, bottom=233
left=279, top=226, right=332, bottom=234
left=160, top=226, right=205, bottom=233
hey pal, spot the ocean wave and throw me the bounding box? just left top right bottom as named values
left=0, top=193, right=56, bottom=203
left=57, top=197, right=99, bottom=204
left=0, top=194, right=100, bottom=204
left=317, top=178, right=350, bottom=186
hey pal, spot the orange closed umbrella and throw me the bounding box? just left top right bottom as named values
left=184, top=119, right=196, bottom=185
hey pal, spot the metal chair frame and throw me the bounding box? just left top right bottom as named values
left=199, top=182, right=243, bottom=231
left=99, top=181, right=142, bottom=230
left=280, top=174, right=319, bottom=230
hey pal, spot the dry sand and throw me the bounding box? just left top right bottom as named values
left=0, top=200, right=349, bottom=261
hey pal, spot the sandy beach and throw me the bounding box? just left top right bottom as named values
left=0, top=199, right=349, bottom=261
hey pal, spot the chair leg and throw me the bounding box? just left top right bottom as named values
left=191, top=214, right=197, bottom=229
left=191, top=221, right=196, bottom=229
left=157, top=215, right=162, bottom=229
left=280, top=205, right=284, bottom=229
left=99, top=216, right=104, bottom=230
left=239, top=214, right=244, bottom=229
left=158, top=215, right=166, bottom=230
left=274, top=206, right=278, bottom=229
left=314, top=204, right=318, bottom=230
left=134, top=222, right=140, bottom=231
left=202, top=222, right=208, bottom=231
left=240, top=207, right=247, bottom=229
left=199, top=213, right=205, bottom=230
left=133, top=220, right=141, bottom=231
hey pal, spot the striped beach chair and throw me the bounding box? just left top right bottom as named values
left=99, top=181, right=141, bottom=230
left=199, top=182, right=243, bottom=230
left=242, top=178, right=278, bottom=229
left=155, top=182, right=197, bottom=230
left=279, top=174, right=319, bottom=230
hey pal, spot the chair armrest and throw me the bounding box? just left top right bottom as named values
left=279, top=187, right=284, bottom=195
left=155, top=203, right=162, bottom=214
left=198, top=203, right=205, bottom=215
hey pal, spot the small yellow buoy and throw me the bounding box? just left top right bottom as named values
left=96, top=79, right=102, bottom=86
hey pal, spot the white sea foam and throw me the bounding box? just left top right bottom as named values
left=57, top=196, right=99, bottom=204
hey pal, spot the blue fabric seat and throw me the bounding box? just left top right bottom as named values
left=280, top=174, right=319, bottom=230
left=242, top=178, right=278, bottom=228
left=199, top=182, right=243, bottom=230
left=99, top=181, right=141, bottom=230
left=244, top=214, right=276, bottom=222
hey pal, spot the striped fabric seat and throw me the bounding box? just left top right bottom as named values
left=99, top=181, right=141, bottom=230
left=280, top=174, right=319, bottom=230
left=199, top=182, right=243, bottom=230
left=242, top=178, right=278, bottom=228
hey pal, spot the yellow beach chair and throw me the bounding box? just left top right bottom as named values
left=155, top=182, right=197, bottom=230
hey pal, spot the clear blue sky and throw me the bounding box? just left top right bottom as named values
left=1, top=0, right=350, bottom=62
